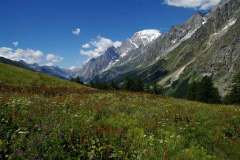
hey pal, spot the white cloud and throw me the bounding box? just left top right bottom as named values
left=72, top=28, right=81, bottom=36
left=46, top=54, right=64, bottom=66
left=113, top=41, right=122, bottom=48
left=69, top=66, right=78, bottom=70
left=80, top=36, right=122, bottom=58
left=164, top=0, right=221, bottom=10
left=0, top=47, right=63, bottom=66
left=82, top=43, right=91, bottom=49
left=12, top=41, right=19, bottom=47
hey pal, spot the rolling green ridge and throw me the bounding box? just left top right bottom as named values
left=0, top=63, right=82, bottom=88
left=0, top=62, right=240, bottom=159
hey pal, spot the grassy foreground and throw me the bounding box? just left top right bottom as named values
left=0, top=62, right=240, bottom=159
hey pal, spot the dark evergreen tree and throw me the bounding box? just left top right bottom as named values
left=124, top=77, right=134, bottom=90
left=152, top=83, right=163, bottom=95
left=186, top=77, right=220, bottom=103
left=172, top=79, right=190, bottom=98
left=187, top=81, right=198, bottom=101
left=92, top=81, right=111, bottom=90
left=134, top=78, right=144, bottom=91
left=70, top=76, right=83, bottom=84
left=124, top=77, right=144, bottom=92
left=196, top=76, right=220, bottom=103
left=225, top=72, right=240, bottom=104
left=110, top=81, right=119, bottom=90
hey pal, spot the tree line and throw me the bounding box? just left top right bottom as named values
left=185, top=73, right=240, bottom=104
left=70, top=72, right=240, bottom=105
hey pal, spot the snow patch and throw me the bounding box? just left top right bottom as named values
left=120, top=52, right=127, bottom=58
left=129, top=39, right=139, bottom=48
left=100, top=58, right=121, bottom=73
left=117, top=29, right=161, bottom=60
left=171, top=39, right=177, bottom=44
left=134, top=29, right=161, bottom=42
left=202, top=73, right=212, bottom=77
left=202, top=17, right=208, bottom=25
left=132, top=29, right=161, bottom=47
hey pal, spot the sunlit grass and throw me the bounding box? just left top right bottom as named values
left=0, top=91, right=240, bottom=159
left=0, top=63, right=83, bottom=88
left=0, top=62, right=240, bottom=159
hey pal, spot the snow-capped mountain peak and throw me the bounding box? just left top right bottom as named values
left=75, top=29, right=161, bottom=81
left=132, top=29, right=161, bottom=46
left=118, top=29, right=161, bottom=58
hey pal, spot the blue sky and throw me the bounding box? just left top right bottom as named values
left=0, top=0, right=221, bottom=68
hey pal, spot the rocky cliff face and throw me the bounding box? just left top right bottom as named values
left=77, top=47, right=119, bottom=82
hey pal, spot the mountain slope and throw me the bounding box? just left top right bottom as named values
left=95, top=0, right=240, bottom=96
left=77, top=47, right=120, bottom=82
left=155, top=0, right=240, bottom=96
left=96, top=13, right=205, bottom=82
left=77, top=30, right=161, bottom=82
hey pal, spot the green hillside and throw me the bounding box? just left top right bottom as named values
left=0, top=63, right=240, bottom=159
left=0, top=62, right=82, bottom=88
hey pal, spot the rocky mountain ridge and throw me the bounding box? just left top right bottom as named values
left=93, top=0, right=240, bottom=96
left=95, top=12, right=207, bottom=82
left=76, top=29, right=161, bottom=82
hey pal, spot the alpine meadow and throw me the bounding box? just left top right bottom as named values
left=0, top=0, right=240, bottom=159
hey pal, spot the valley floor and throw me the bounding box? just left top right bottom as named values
left=0, top=86, right=240, bottom=159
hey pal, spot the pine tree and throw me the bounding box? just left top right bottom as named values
left=124, top=77, right=144, bottom=92
left=70, top=76, right=83, bottom=84
left=110, top=81, right=119, bottom=90
left=135, top=78, right=144, bottom=91
left=187, top=77, right=220, bottom=103
left=124, top=77, right=134, bottom=90
left=152, top=83, right=163, bottom=95
left=187, top=81, right=198, bottom=101
left=196, top=76, right=221, bottom=103
left=226, top=72, right=240, bottom=104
